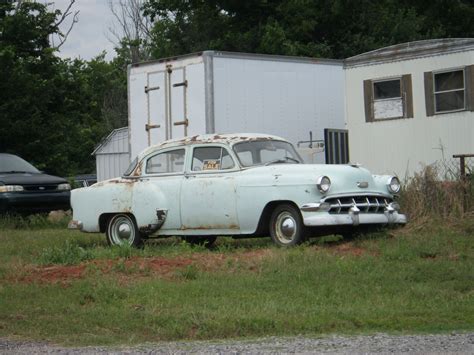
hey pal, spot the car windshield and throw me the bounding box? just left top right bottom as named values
left=123, top=157, right=138, bottom=176
left=0, top=154, right=40, bottom=173
left=233, top=140, right=303, bottom=167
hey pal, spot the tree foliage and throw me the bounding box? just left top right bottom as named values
left=1, top=0, right=474, bottom=177
left=144, top=0, right=474, bottom=59
left=0, top=1, right=126, bottom=176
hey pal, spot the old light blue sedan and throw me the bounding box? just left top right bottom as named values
left=69, top=134, right=406, bottom=247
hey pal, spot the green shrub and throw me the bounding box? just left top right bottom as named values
left=39, top=240, right=93, bottom=265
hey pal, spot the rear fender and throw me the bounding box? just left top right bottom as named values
left=131, top=180, right=168, bottom=233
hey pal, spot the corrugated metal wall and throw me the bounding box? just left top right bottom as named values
left=94, top=128, right=130, bottom=181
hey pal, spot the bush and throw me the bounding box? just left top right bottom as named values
left=399, top=165, right=473, bottom=225
left=39, top=240, right=93, bottom=265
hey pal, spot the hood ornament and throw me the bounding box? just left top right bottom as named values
left=357, top=181, right=368, bottom=188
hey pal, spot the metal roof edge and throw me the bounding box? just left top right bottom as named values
left=91, top=127, right=129, bottom=156
left=129, top=51, right=208, bottom=69
left=344, top=38, right=474, bottom=68
left=210, top=51, right=343, bottom=66
left=129, top=50, right=342, bottom=68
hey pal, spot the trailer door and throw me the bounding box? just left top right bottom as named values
left=169, top=67, right=188, bottom=138
left=145, top=71, right=167, bottom=145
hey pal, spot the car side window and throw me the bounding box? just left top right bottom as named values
left=192, top=147, right=235, bottom=171
left=146, top=149, right=185, bottom=174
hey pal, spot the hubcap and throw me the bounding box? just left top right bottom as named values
left=109, top=215, right=135, bottom=246
left=118, top=223, right=131, bottom=239
left=281, top=217, right=296, bottom=237
left=275, top=212, right=297, bottom=244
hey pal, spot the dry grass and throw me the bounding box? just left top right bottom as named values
left=399, top=165, right=473, bottom=231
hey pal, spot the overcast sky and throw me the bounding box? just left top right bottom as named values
left=49, top=0, right=116, bottom=61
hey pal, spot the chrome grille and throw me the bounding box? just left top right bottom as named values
left=22, top=184, right=58, bottom=192
left=325, top=195, right=392, bottom=214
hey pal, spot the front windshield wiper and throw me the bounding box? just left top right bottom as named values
left=264, top=157, right=301, bottom=166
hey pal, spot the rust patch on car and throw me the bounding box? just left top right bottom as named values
left=133, top=161, right=143, bottom=176
left=94, top=177, right=138, bottom=188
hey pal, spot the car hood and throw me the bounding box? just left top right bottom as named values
left=242, top=164, right=389, bottom=196
left=0, top=172, right=67, bottom=186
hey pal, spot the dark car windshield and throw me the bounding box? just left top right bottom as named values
left=233, top=140, right=303, bottom=167
left=0, top=154, right=40, bottom=173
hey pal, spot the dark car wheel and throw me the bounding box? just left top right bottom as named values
left=106, top=214, right=143, bottom=247
left=269, top=204, right=307, bottom=246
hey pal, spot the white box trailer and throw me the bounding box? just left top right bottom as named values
left=128, top=51, right=346, bottom=162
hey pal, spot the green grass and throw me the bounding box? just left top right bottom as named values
left=0, top=218, right=473, bottom=346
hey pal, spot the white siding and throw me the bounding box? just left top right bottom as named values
left=95, top=128, right=131, bottom=181
left=213, top=56, right=345, bottom=150
left=345, top=50, right=474, bottom=178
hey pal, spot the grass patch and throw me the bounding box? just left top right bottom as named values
left=39, top=240, right=94, bottom=266
left=0, top=217, right=473, bottom=346
left=0, top=213, right=70, bottom=230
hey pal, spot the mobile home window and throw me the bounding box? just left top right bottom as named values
left=434, top=69, right=465, bottom=113
left=373, top=79, right=401, bottom=100
left=424, top=66, right=474, bottom=116
left=372, top=79, right=403, bottom=119
left=363, top=75, right=413, bottom=122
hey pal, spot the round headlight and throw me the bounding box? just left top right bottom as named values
left=387, top=176, right=401, bottom=194
left=316, top=176, right=331, bottom=194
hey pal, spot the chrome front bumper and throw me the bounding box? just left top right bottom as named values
left=303, top=211, right=407, bottom=227
left=301, top=200, right=407, bottom=226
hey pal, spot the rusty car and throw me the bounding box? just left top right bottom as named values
left=69, top=133, right=406, bottom=247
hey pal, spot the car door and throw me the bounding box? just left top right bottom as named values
left=132, top=148, right=186, bottom=231
left=180, top=145, right=240, bottom=232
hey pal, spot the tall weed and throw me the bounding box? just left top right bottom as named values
left=399, top=165, right=473, bottom=227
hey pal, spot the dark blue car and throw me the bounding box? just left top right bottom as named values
left=0, top=153, right=71, bottom=214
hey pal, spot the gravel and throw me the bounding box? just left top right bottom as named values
left=1, top=332, right=473, bottom=354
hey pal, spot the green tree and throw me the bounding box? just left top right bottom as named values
left=0, top=1, right=127, bottom=176
left=143, top=0, right=474, bottom=59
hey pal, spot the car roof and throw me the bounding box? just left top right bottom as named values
left=138, top=133, right=287, bottom=159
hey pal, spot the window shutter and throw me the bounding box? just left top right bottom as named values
left=402, top=74, right=414, bottom=118
left=465, top=65, right=474, bottom=111
left=424, top=71, right=434, bottom=116
left=363, top=79, right=374, bottom=122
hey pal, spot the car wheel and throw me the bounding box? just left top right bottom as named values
left=182, top=236, right=217, bottom=247
left=269, top=204, right=307, bottom=246
left=106, top=214, right=143, bottom=247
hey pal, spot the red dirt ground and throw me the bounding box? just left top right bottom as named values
left=14, top=249, right=273, bottom=285
left=11, top=244, right=371, bottom=285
